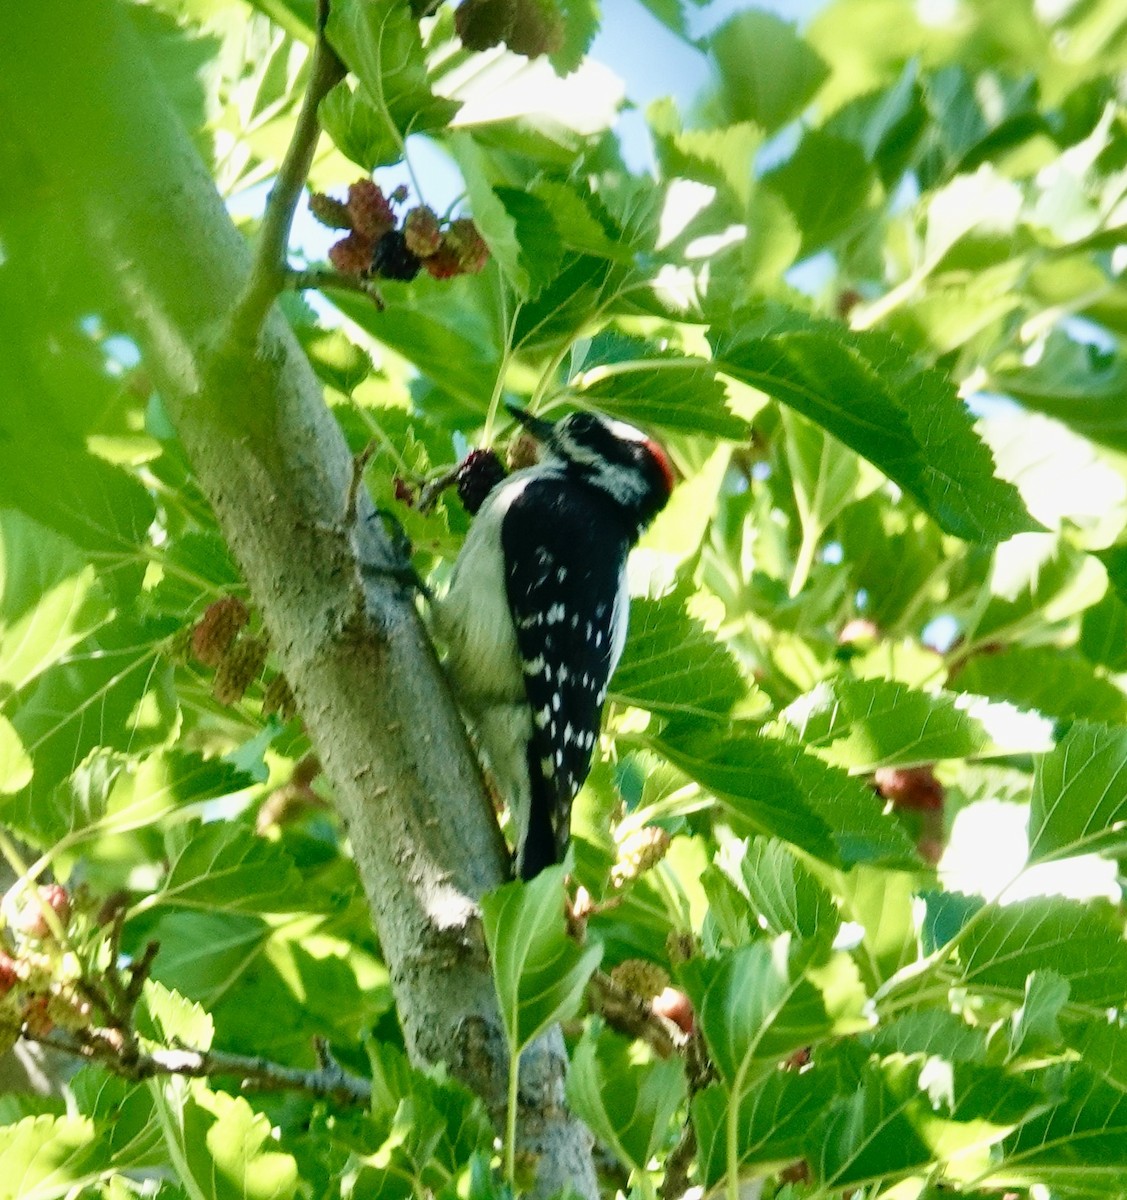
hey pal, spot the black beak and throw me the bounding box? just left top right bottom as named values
left=505, top=402, right=556, bottom=442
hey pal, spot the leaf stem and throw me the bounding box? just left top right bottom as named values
left=506, top=1048, right=521, bottom=1186
left=226, top=33, right=346, bottom=347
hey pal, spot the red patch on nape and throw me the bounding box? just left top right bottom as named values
left=644, top=438, right=676, bottom=499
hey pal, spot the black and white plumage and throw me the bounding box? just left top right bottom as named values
left=436, top=405, right=675, bottom=880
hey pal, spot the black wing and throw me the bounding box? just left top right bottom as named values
left=501, top=476, right=631, bottom=878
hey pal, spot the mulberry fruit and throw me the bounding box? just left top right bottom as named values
left=403, top=206, right=443, bottom=258
left=456, top=448, right=507, bottom=515
left=191, top=597, right=249, bottom=667
left=309, top=192, right=353, bottom=230
left=346, top=180, right=395, bottom=240
left=213, top=635, right=268, bottom=705
left=372, top=230, right=422, bottom=281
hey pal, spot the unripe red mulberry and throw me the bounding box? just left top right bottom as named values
left=403, top=206, right=443, bottom=258
left=329, top=232, right=377, bottom=277
left=422, top=243, right=463, bottom=280
left=456, top=448, right=507, bottom=515
left=610, top=958, right=670, bottom=1000
left=10, top=884, right=72, bottom=940
left=0, top=952, right=18, bottom=996
left=874, top=765, right=944, bottom=812
left=612, top=826, right=671, bottom=884
left=309, top=192, right=353, bottom=230
left=446, top=218, right=490, bottom=274
left=346, top=180, right=395, bottom=240
left=651, top=986, right=694, bottom=1035
left=191, top=597, right=250, bottom=667
left=213, top=636, right=268, bottom=705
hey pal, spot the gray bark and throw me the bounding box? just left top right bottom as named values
left=0, top=3, right=597, bottom=1193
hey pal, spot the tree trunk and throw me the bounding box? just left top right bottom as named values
left=0, top=3, right=597, bottom=1193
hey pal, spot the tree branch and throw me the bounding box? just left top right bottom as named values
left=286, top=268, right=385, bottom=309
left=33, top=1029, right=372, bottom=1107
left=226, top=35, right=346, bottom=347
left=0, top=5, right=599, bottom=1195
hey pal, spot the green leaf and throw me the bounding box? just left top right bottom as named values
left=1008, top=970, right=1068, bottom=1060
left=952, top=645, right=1127, bottom=725
left=782, top=408, right=882, bottom=592
left=0, top=715, right=31, bottom=794
left=175, top=1087, right=298, bottom=1200
left=137, top=979, right=215, bottom=1049
left=991, top=332, right=1127, bottom=454
left=481, top=865, right=602, bottom=1053
left=1028, top=722, right=1127, bottom=864
left=0, top=442, right=154, bottom=566
left=1079, top=589, right=1127, bottom=671
left=565, top=1023, right=685, bottom=1175
left=781, top=677, right=989, bottom=770
left=711, top=309, right=1037, bottom=543
left=448, top=136, right=564, bottom=299
left=331, top=288, right=500, bottom=409
left=762, top=131, right=874, bottom=254
left=958, top=897, right=1127, bottom=1007
left=726, top=837, right=838, bottom=944
left=152, top=819, right=306, bottom=913
left=840, top=867, right=921, bottom=987
left=973, top=533, right=1106, bottom=642
left=0, top=511, right=112, bottom=694
left=649, top=98, right=760, bottom=209
left=867, top=1010, right=988, bottom=1063
left=323, top=0, right=459, bottom=168
left=574, top=355, right=747, bottom=440
left=610, top=585, right=745, bottom=722
left=812, top=1054, right=1041, bottom=1189
left=707, top=10, right=828, bottom=135
left=693, top=1068, right=835, bottom=1186
left=995, top=1065, right=1127, bottom=1189
left=8, top=615, right=175, bottom=798
left=0, top=1094, right=165, bottom=1200
left=658, top=727, right=918, bottom=868
left=0, top=1115, right=106, bottom=1200
left=697, top=941, right=834, bottom=1084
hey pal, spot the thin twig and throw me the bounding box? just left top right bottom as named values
left=346, top=440, right=379, bottom=525
left=287, top=268, right=386, bottom=310
left=35, top=1028, right=372, bottom=1108
left=226, top=34, right=347, bottom=346
left=586, top=971, right=686, bottom=1060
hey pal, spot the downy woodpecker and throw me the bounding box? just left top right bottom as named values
left=437, top=404, right=675, bottom=879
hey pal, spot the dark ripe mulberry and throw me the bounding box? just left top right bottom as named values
left=309, top=192, right=353, bottom=230
left=346, top=180, right=395, bottom=240
left=191, top=597, right=250, bottom=667
left=456, top=448, right=507, bottom=515
left=213, top=635, right=268, bottom=705
left=372, top=230, right=422, bottom=281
